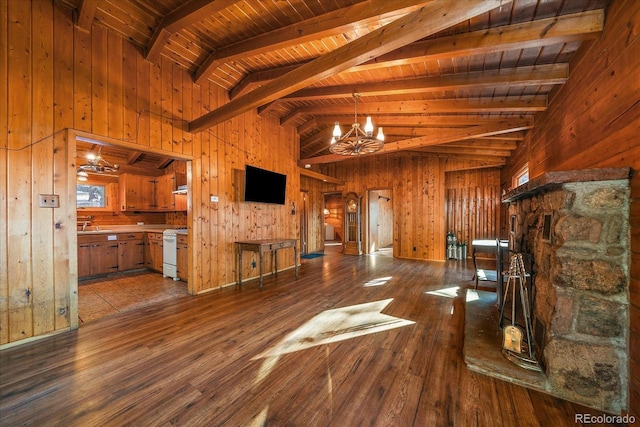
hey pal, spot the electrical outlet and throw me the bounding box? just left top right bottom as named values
left=210, top=195, right=219, bottom=202
left=38, top=194, right=59, bottom=208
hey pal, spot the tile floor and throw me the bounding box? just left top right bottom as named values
left=78, top=270, right=189, bottom=324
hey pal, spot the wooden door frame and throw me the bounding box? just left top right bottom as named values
left=299, top=190, right=308, bottom=254
left=323, top=191, right=343, bottom=250
left=365, top=187, right=393, bottom=255
left=68, top=129, right=197, bottom=296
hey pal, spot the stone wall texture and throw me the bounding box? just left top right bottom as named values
left=507, top=179, right=630, bottom=413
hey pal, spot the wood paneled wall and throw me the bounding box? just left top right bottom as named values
left=445, top=169, right=501, bottom=247
left=321, top=153, right=447, bottom=261
left=0, top=0, right=299, bottom=346
left=501, top=0, right=639, bottom=416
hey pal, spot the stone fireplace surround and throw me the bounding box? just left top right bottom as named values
left=501, top=167, right=632, bottom=413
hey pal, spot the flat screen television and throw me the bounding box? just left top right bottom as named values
left=243, top=165, right=287, bottom=205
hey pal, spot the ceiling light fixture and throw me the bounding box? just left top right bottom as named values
left=76, top=170, right=89, bottom=182
left=329, top=93, right=384, bottom=156
left=77, top=146, right=120, bottom=175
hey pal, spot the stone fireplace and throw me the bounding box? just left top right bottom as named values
left=502, top=167, right=632, bottom=413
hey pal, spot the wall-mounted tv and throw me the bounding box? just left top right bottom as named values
left=243, top=165, right=287, bottom=205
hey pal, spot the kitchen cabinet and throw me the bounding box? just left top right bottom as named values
left=145, top=232, right=164, bottom=272
left=155, top=173, right=176, bottom=210
left=119, top=173, right=177, bottom=212
left=77, top=234, right=119, bottom=278
left=119, top=173, right=156, bottom=211
left=174, top=194, right=187, bottom=211
left=118, top=232, right=145, bottom=271
left=176, top=235, right=188, bottom=281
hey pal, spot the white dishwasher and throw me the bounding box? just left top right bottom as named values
left=162, top=229, right=179, bottom=280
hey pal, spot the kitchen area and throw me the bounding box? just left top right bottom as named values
left=75, top=137, right=192, bottom=324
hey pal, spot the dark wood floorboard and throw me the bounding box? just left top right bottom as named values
left=0, top=248, right=620, bottom=426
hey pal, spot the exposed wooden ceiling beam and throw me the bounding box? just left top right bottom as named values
left=303, top=143, right=332, bottom=159
left=302, top=129, right=521, bottom=159
left=415, top=146, right=512, bottom=157
left=301, top=134, right=519, bottom=158
left=188, top=0, right=509, bottom=133
left=307, top=114, right=521, bottom=127
left=230, top=64, right=303, bottom=100
left=283, top=64, right=568, bottom=101
left=194, top=0, right=429, bottom=85
left=301, top=132, right=336, bottom=158
left=299, top=167, right=345, bottom=185
left=146, top=0, right=238, bottom=64
left=75, top=0, right=98, bottom=32
left=288, top=98, right=546, bottom=122
left=296, top=118, right=320, bottom=136
left=157, top=157, right=174, bottom=169
left=230, top=10, right=603, bottom=94
left=441, top=156, right=507, bottom=169
left=126, top=151, right=144, bottom=165
left=355, top=9, right=603, bottom=72
left=445, top=140, right=518, bottom=150
left=477, top=133, right=526, bottom=141
left=300, top=119, right=531, bottom=165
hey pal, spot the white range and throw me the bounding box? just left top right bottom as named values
left=163, top=228, right=186, bottom=280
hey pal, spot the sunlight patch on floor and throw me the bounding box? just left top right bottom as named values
left=476, top=269, right=489, bottom=280
left=466, top=289, right=480, bottom=302
left=426, top=286, right=459, bottom=299
left=251, top=299, right=415, bottom=384
left=364, top=276, right=392, bottom=287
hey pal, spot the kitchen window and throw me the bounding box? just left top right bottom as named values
left=77, top=184, right=106, bottom=208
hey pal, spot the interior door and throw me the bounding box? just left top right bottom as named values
left=368, top=190, right=380, bottom=253
left=300, top=191, right=308, bottom=254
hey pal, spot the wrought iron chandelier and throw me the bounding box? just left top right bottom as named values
left=329, top=93, right=384, bottom=156
left=77, top=146, right=119, bottom=181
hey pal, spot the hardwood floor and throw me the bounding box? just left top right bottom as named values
left=0, top=249, right=618, bottom=426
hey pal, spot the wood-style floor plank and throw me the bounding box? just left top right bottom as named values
left=0, top=248, right=619, bottom=426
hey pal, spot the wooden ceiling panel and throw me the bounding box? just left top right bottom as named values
left=57, top=0, right=610, bottom=166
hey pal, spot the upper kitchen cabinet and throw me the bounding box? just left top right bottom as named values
left=155, top=173, right=176, bottom=211
left=119, top=173, right=157, bottom=211
left=119, top=172, right=185, bottom=212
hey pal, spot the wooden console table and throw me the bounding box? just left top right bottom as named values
left=236, top=239, right=298, bottom=288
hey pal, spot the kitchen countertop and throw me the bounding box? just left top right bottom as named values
left=78, top=225, right=187, bottom=235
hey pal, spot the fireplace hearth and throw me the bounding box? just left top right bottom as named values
left=466, top=167, right=632, bottom=414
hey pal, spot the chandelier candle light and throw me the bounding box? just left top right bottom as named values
left=329, top=93, right=384, bottom=156
left=77, top=146, right=120, bottom=181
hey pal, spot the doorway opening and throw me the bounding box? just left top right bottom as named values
left=300, top=191, right=308, bottom=255
left=323, top=192, right=343, bottom=249
left=367, top=189, right=393, bottom=255
left=72, top=131, right=194, bottom=325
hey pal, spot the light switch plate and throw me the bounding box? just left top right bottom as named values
left=38, top=194, right=60, bottom=208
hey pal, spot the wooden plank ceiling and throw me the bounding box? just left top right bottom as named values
left=58, top=0, right=609, bottom=167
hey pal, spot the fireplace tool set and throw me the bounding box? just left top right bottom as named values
left=499, top=253, right=541, bottom=371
